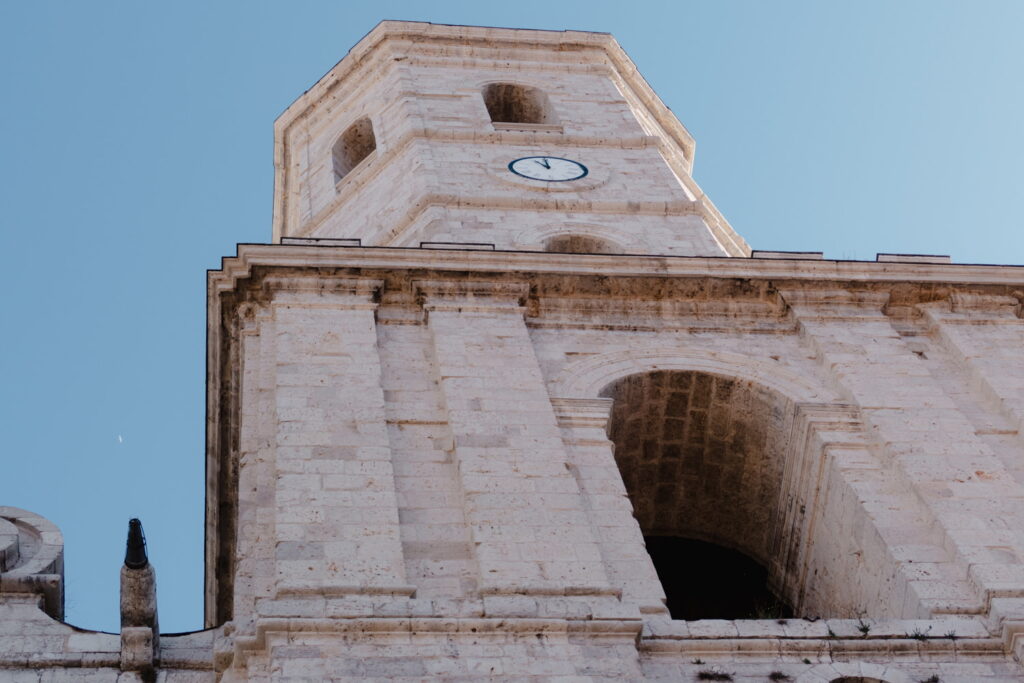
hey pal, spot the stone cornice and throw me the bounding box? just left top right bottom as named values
left=413, top=279, right=529, bottom=313
left=778, top=289, right=892, bottom=322
left=550, top=398, right=614, bottom=428
left=948, top=292, right=1022, bottom=314
left=260, top=274, right=382, bottom=293
left=225, top=615, right=644, bottom=671
left=210, top=244, right=1024, bottom=297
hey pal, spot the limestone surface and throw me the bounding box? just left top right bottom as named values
left=5, top=20, right=1024, bottom=682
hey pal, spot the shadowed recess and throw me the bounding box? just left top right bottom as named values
left=544, top=234, right=617, bottom=254
left=332, top=117, right=376, bottom=181
left=644, top=537, right=791, bottom=620
left=601, top=370, right=797, bottom=619
left=482, top=83, right=555, bottom=124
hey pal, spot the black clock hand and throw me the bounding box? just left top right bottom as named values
left=535, top=158, right=551, bottom=169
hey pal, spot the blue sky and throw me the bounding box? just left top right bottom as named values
left=2, top=1, right=1023, bottom=633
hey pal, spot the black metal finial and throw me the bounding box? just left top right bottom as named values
left=125, top=518, right=148, bottom=569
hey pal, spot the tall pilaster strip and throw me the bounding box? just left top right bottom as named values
left=550, top=397, right=666, bottom=614
left=233, top=305, right=277, bottom=625
left=417, top=280, right=612, bottom=597
left=266, top=276, right=411, bottom=598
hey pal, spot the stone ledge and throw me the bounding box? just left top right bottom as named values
left=210, top=245, right=1024, bottom=300
left=642, top=616, right=991, bottom=642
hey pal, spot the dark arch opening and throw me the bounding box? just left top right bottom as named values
left=544, top=234, right=616, bottom=254
left=600, top=370, right=796, bottom=620
left=332, top=117, right=376, bottom=182
left=482, top=83, right=555, bottom=125
left=645, top=537, right=791, bottom=620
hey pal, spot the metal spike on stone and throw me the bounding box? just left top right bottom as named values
left=124, top=518, right=148, bottom=569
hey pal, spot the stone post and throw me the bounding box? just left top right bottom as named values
left=417, top=279, right=615, bottom=606
left=120, top=518, right=159, bottom=674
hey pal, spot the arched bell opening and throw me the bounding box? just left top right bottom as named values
left=482, top=83, right=556, bottom=125
left=332, top=117, right=376, bottom=182
left=600, top=370, right=798, bottom=620
left=543, top=234, right=618, bottom=254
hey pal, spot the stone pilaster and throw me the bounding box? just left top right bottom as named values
left=232, top=304, right=277, bottom=624
left=774, top=402, right=912, bottom=618
left=782, top=288, right=1023, bottom=615
left=921, top=294, right=1024, bottom=434
left=550, top=397, right=667, bottom=614
left=265, top=276, right=411, bottom=602
left=417, top=280, right=613, bottom=600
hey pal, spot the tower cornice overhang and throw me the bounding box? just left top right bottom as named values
left=209, top=244, right=1024, bottom=296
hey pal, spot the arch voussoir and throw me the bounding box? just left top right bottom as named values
left=551, top=346, right=832, bottom=404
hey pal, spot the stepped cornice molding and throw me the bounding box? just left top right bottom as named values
left=209, top=244, right=1024, bottom=296
left=551, top=346, right=832, bottom=403
left=413, top=278, right=529, bottom=313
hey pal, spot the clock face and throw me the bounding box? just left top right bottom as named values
left=508, top=156, right=588, bottom=182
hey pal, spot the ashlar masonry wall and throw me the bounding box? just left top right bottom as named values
left=192, top=247, right=1024, bottom=680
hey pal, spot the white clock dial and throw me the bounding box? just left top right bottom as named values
left=508, top=156, right=588, bottom=182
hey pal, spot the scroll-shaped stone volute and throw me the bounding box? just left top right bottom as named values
left=120, top=518, right=160, bottom=673
left=0, top=506, right=64, bottom=619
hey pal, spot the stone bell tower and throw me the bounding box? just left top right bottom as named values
left=5, top=19, right=1024, bottom=683
left=270, top=21, right=747, bottom=257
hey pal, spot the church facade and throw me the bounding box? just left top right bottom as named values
left=3, top=20, right=1024, bottom=681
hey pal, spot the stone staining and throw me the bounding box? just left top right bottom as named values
left=544, top=234, right=617, bottom=254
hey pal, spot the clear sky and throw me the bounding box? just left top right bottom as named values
left=2, top=1, right=1023, bottom=634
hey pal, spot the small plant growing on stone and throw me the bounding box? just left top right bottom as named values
left=908, top=626, right=932, bottom=641
left=801, top=658, right=811, bottom=665
left=856, top=615, right=871, bottom=636
left=919, top=676, right=940, bottom=683
left=944, top=630, right=957, bottom=641
left=691, top=658, right=704, bottom=665
left=696, top=671, right=733, bottom=681
left=826, top=628, right=837, bottom=638
left=768, top=672, right=792, bottom=681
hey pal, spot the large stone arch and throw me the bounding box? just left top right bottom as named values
left=513, top=222, right=635, bottom=253
left=551, top=346, right=834, bottom=404
left=549, top=347, right=916, bottom=619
